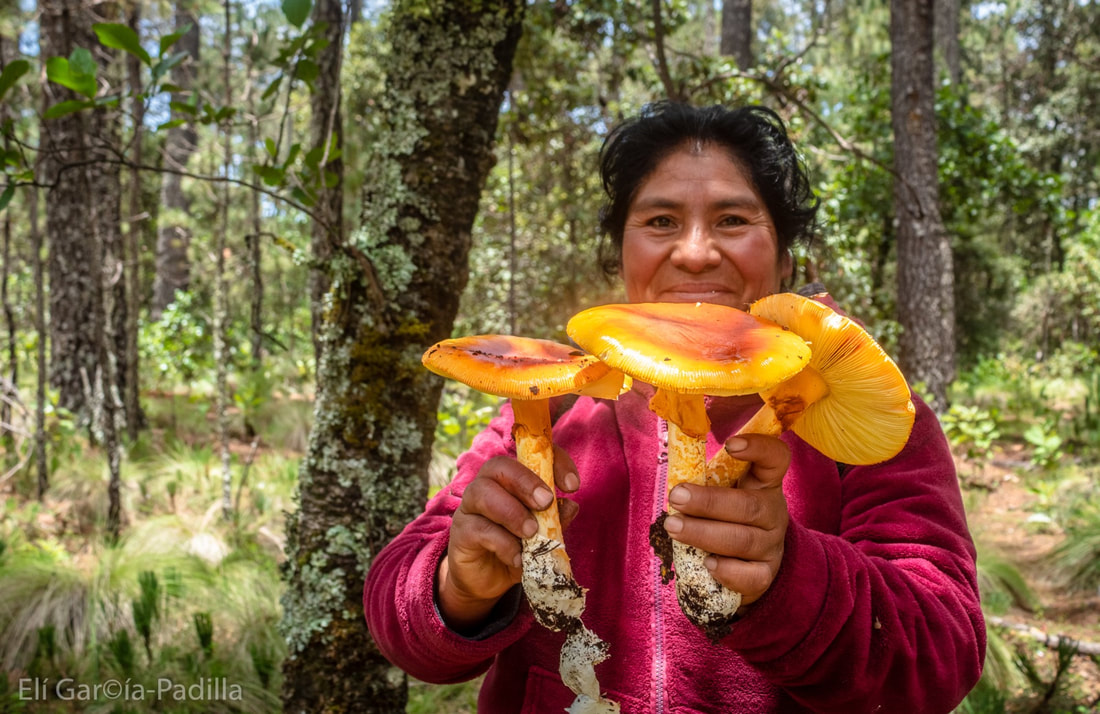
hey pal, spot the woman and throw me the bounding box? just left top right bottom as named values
left=364, top=102, right=985, bottom=713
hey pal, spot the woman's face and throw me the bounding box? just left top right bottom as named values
left=620, top=142, right=791, bottom=309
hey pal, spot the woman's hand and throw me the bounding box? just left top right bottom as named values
left=663, top=434, right=791, bottom=606
left=437, top=448, right=580, bottom=631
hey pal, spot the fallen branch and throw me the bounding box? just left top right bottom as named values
left=987, top=615, right=1100, bottom=656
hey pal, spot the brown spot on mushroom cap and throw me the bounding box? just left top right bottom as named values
left=421, top=334, right=627, bottom=400
left=566, top=302, right=810, bottom=396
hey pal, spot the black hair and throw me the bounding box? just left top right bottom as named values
left=597, top=102, right=819, bottom=276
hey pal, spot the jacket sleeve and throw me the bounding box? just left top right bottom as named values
left=362, top=404, right=536, bottom=683
left=728, top=397, right=986, bottom=713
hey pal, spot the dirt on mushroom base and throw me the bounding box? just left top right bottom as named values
left=959, top=448, right=1100, bottom=712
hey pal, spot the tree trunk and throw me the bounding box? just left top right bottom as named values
left=307, top=0, right=344, bottom=356
left=216, top=0, right=233, bottom=521
left=41, top=1, right=99, bottom=422
left=1, top=36, right=13, bottom=460
left=123, top=3, right=145, bottom=438
left=721, top=0, right=754, bottom=69
left=92, top=50, right=128, bottom=441
left=151, top=2, right=200, bottom=320
left=1, top=155, right=14, bottom=462
left=246, top=79, right=263, bottom=368
left=279, top=0, right=525, bottom=710
left=30, top=184, right=48, bottom=499
left=40, top=0, right=124, bottom=432
left=934, top=0, right=962, bottom=86
left=891, top=0, right=955, bottom=411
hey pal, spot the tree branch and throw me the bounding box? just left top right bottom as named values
left=988, top=615, right=1100, bottom=656
left=649, top=0, right=684, bottom=102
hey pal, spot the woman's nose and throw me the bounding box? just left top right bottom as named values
left=671, top=224, right=721, bottom=272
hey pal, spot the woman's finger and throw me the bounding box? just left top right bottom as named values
left=704, top=556, right=780, bottom=605
left=723, top=434, right=790, bottom=490
left=552, top=445, right=581, bottom=492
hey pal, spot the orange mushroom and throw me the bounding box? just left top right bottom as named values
left=567, top=302, right=810, bottom=637
left=707, top=292, right=916, bottom=487
left=422, top=335, right=628, bottom=712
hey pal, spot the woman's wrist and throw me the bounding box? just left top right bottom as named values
left=436, top=556, right=501, bottom=633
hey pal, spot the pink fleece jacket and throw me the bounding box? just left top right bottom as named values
left=364, top=386, right=985, bottom=713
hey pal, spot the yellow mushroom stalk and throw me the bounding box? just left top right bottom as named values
left=422, top=335, right=628, bottom=712
left=568, top=302, right=811, bottom=640
left=707, top=292, right=917, bottom=488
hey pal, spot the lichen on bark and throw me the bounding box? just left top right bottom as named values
left=280, top=0, right=525, bottom=710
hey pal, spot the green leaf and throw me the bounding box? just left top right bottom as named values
left=261, top=74, right=284, bottom=101
left=169, top=100, right=198, bottom=116
left=44, top=99, right=94, bottom=119
left=0, top=184, right=15, bottom=213
left=160, top=24, right=193, bottom=57
left=256, top=165, right=284, bottom=186
left=46, top=57, right=96, bottom=99
left=295, top=58, right=319, bottom=85
left=282, top=0, right=312, bottom=27
left=264, top=138, right=277, bottom=158
left=69, top=48, right=96, bottom=78
left=291, top=185, right=315, bottom=207
left=284, top=142, right=301, bottom=167
left=0, top=59, right=30, bottom=103
left=304, top=145, right=325, bottom=170
left=93, top=23, right=151, bottom=65
left=156, top=118, right=186, bottom=131
left=151, top=52, right=188, bottom=86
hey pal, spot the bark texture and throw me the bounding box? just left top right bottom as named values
left=279, top=0, right=525, bottom=710
left=891, top=0, right=955, bottom=411
left=123, top=4, right=145, bottom=438
left=151, top=2, right=200, bottom=320
left=307, top=0, right=344, bottom=355
left=934, top=0, right=961, bottom=86
left=721, top=0, right=754, bottom=69
left=40, top=0, right=123, bottom=427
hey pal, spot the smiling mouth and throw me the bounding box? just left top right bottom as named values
left=658, top=287, right=748, bottom=308
left=663, top=286, right=731, bottom=298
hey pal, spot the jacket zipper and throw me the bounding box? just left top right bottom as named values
left=652, top=418, right=669, bottom=714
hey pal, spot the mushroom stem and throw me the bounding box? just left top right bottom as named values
left=707, top=366, right=830, bottom=488
left=510, top=398, right=584, bottom=630
left=511, top=399, right=571, bottom=573
left=651, top=390, right=743, bottom=639
left=511, top=399, right=620, bottom=713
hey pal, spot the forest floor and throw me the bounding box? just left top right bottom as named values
left=959, top=445, right=1100, bottom=713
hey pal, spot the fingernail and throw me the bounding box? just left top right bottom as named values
left=726, top=436, right=748, bottom=453
left=704, top=556, right=718, bottom=571
left=664, top=515, right=683, bottom=534
left=512, top=553, right=523, bottom=568
left=668, top=486, right=690, bottom=506
left=533, top=487, right=554, bottom=509
left=522, top=519, right=538, bottom=538
left=563, top=472, right=580, bottom=491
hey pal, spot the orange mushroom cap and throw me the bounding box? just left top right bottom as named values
left=422, top=335, right=629, bottom=400
left=750, top=292, right=916, bottom=465
left=565, top=302, right=811, bottom=396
